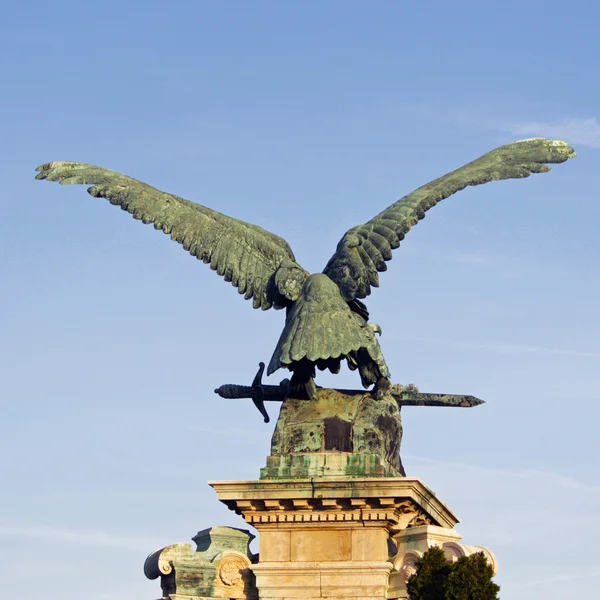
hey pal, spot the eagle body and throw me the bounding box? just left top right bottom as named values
left=268, top=273, right=389, bottom=398
left=36, top=138, right=575, bottom=398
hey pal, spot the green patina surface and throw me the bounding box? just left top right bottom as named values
left=144, top=526, right=257, bottom=600
left=192, top=526, right=254, bottom=557
left=37, top=139, right=574, bottom=399
left=260, top=387, right=405, bottom=479
left=37, top=140, right=575, bottom=600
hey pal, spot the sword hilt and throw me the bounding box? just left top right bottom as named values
left=214, top=384, right=255, bottom=399
left=214, top=362, right=271, bottom=423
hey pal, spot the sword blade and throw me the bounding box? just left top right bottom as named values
left=395, top=392, right=484, bottom=407
left=215, top=384, right=484, bottom=407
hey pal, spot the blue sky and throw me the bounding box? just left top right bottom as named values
left=2, top=2, right=599, bottom=599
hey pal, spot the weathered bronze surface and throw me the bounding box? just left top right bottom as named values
left=215, top=362, right=484, bottom=422
left=36, top=139, right=575, bottom=398
left=261, top=387, right=406, bottom=478
left=144, top=526, right=257, bottom=600
left=217, top=365, right=485, bottom=473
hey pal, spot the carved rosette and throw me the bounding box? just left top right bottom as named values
left=218, top=556, right=246, bottom=586
left=216, top=550, right=255, bottom=598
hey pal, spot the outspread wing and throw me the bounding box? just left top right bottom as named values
left=323, top=138, right=576, bottom=301
left=36, top=161, right=302, bottom=310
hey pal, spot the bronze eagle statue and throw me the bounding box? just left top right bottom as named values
left=36, top=138, right=575, bottom=398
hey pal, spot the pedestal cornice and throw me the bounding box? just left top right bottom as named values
left=210, top=477, right=458, bottom=530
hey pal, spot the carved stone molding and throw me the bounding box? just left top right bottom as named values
left=210, top=477, right=458, bottom=531
left=229, top=496, right=434, bottom=530
left=447, top=544, right=498, bottom=576
left=398, top=551, right=420, bottom=585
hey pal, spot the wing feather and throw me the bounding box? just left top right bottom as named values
left=323, top=138, right=575, bottom=301
left=237, top=250, right=251, bottom=294
left=36, top=161, right=301, bottom=310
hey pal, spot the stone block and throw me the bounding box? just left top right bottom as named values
left=290, top=530, right=352, bottom=562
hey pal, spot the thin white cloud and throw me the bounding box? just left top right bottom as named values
left=0, top=525, right=161, bottom=551
left=509, top=566, right=600, bottom=590
left=406, top=455, right=600, bottom=494
left=404, top=335, right=600, bottom=359
left=508, top=117, right=600, bottom=148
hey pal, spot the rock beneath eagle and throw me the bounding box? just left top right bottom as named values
left=261, top=387, right=405, bottom=478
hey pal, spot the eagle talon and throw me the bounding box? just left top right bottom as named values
left=374, top=377, right=391, bottom=400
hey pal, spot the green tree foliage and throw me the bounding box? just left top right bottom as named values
left=446, top=553, right=500, bottom=600
left=406, top=546, right=451, bottom=600
left=407, top=547, right=500, bottom=600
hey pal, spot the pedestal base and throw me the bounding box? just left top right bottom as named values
left=145, top=477, right=496, bottom=600
left=210, top=477, right=487, bottom=600
left=252, top=561, right=392, bottom=600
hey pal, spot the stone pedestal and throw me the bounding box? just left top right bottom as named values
left=144, top=388, right=496, bottom=600
left=210, top=478, right=460, bottom=600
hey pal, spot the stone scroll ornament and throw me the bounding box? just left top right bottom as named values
left=36, top=139, right=575, bottom=403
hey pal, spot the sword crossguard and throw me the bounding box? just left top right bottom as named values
left=251, top=362, right=270, bottom=423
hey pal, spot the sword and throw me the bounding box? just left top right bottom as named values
left=215, top=363, right=485, bottom=423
